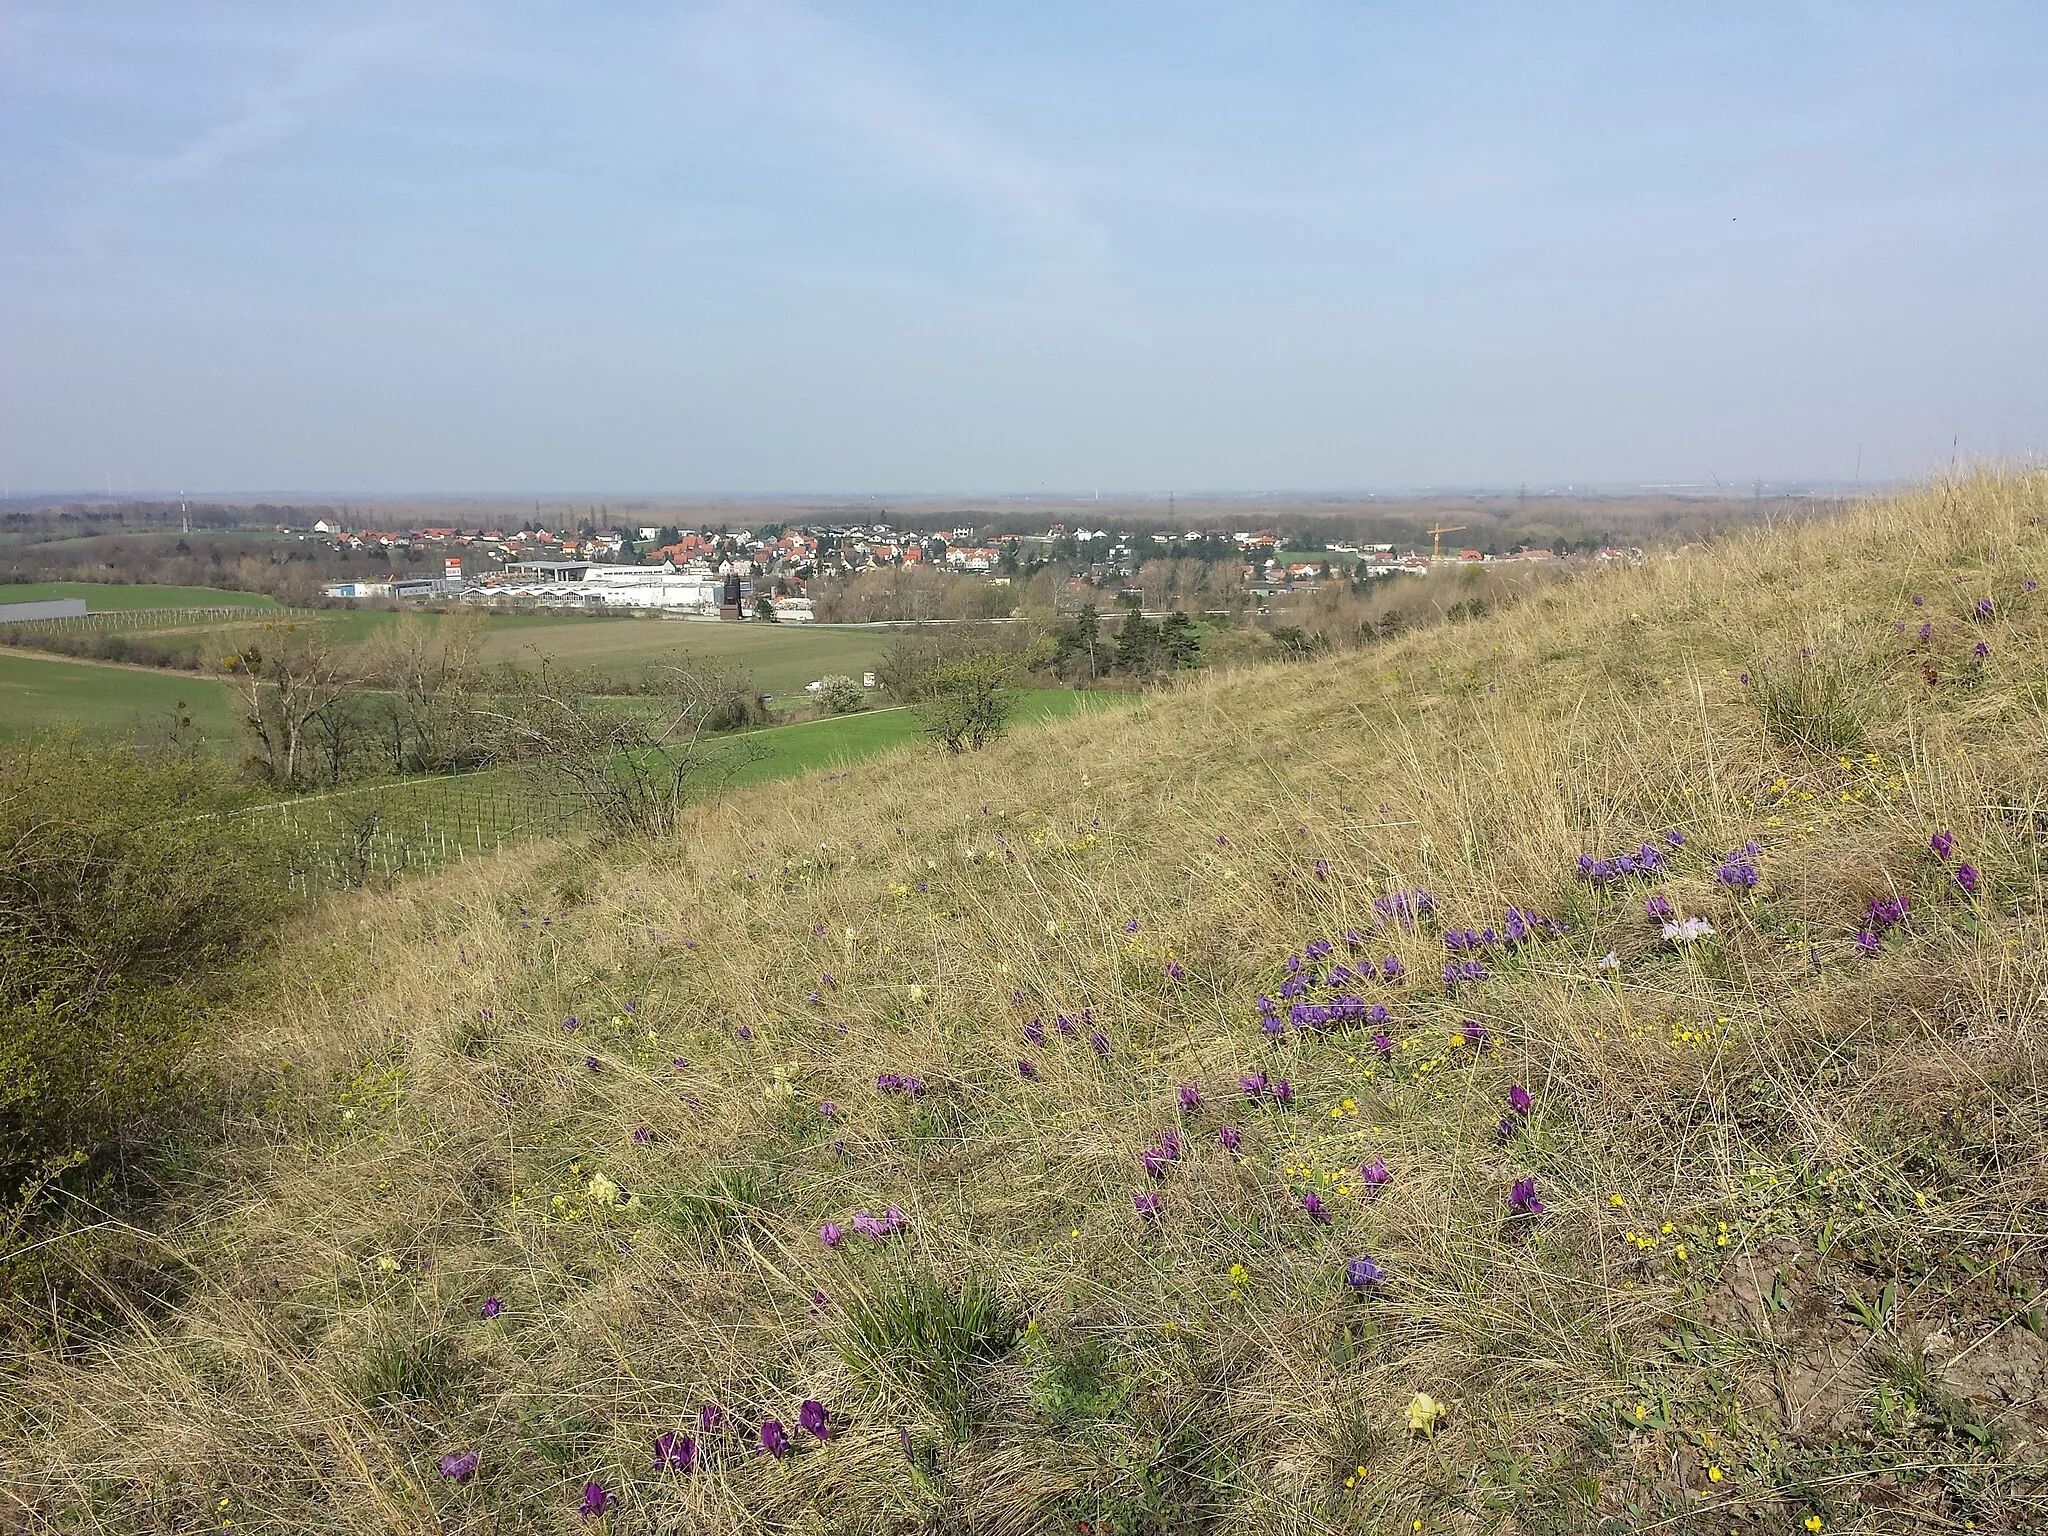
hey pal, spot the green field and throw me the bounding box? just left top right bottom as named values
left=0, top=651, right=237, bottom=742
left=0, top=581, right=279, bottom=611
left=704, top=690, right=1134, bottom=788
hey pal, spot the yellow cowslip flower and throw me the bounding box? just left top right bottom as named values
left=1405, top=1392, right=1447, bottom=1436
left=585, top=1172, right=621, bottom=1206
left=1805, top=1518, right=1823, bottom=1532
left=375, top=1255, right=399, bottom=1273
left=1706, top=1466, right=1723, bottom=1483
left=1609, top=1194, right=1626, bottom=1207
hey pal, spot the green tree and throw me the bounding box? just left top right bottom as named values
left=912, top=652, right=1015, bottom=753
left=1160, top=610, right=1202, bottom=669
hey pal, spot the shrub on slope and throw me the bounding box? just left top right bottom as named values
left=6, top=474, right=2048, bottom=1533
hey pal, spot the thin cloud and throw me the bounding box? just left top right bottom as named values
left=678, top=0, right=1096, bottom=248
left=146, top=18, right=430, bottom=184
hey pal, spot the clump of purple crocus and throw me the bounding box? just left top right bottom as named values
left=1217, top=1126, right=1242, bottom=1153
left=1443, top=959, right=1489, bottom=987
left=1133, top=1192, right=1163, bottom=1220
left=1508, top=1177, right=1545, bottom=1219
left=820, top=1221, right=843, bottom=1249
left=1178, top=1083, right=1202, bottom=1113
left=653, top=1431, right=694, bottom=1473
left=1956, top=862, right=1980, bottom=895
left=1975, top=597, right=1995, bottom=619
left=1023, top=1017, right=1045, bottom=1046
left=1240, top=1072, right=1269, bottom=1100
left=1715, top=844, right=1761, bottom=889
left=876, top=1073, right=925, bottom=1097
left=1089, top=1030, right=1112, bottom=1057
left=480, top=1296, right=503, bottom=1319
left=1372, top=1030, right=1393, bottom=1060
left=1576, top=843, right=1667, bottom=884
left=1930, top=831, right=1954, bottom=861
left=1373, top=889, right=1436, bottom=930
left=850, top=1206, right=907, bottom=1239
left=1141, top=1131, right=1183, bottom=1179
left=699, top=1403, right=724, bottom=1434
left=1345, top=1255, right=1383, bottom=1287
left=1300, top=1191, right=1331, bottom=1223
left=1507, top=1084, right=1533, bottom=1117
left=1017, top=1059, right=1038, bottom=1080
left=439, top=1449, right=481, bottom=1483
left=1054, top=1013, right=1079, bottom=1038
left=799, top=1399, right=831, bottom=1439
left=1461, top=1019, right=1489, bottom=1052
left=1164, top=961, right=1185, bottom=982
left=1361, top=1158, right=1390, bottom=1191
left=580, top=1482, right=612, bottom=1520
left=1646, top=894, right=1674, bottom=923
left=760, top=1420, right=791, bottom=1459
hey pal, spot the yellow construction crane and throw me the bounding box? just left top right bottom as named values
left=1427, top=523, right=1469, bottom=563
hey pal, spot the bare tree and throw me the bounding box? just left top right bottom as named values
left=220, top=624, right=353, bottom=784
left=487, top=664, right=761, bottom=838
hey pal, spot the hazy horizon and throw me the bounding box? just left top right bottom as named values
left=5, top=2, right=2045, bottom=496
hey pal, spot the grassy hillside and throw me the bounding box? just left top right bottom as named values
left=8, top=475, right=2048, bottom=1534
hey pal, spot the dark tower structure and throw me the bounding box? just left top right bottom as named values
left=719, top=570, right=744, bottom=621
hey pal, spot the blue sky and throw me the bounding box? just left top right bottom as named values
left=3, top=1, right=2045, bottom=494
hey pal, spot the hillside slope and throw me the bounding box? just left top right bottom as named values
left=9, top=474, right=2048, bottom=1534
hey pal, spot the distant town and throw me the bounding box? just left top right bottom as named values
left=307, top=516, right=1643, bottom=618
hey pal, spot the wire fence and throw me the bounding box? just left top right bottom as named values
left=0, top=605, right=314, bottom=635
left=223, top=768, right=586, bottom=893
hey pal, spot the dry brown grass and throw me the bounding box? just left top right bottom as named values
left=5, top=472, right=2048, bottom=1533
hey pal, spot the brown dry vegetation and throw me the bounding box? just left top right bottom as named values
left=5, top=473, right=2047, bottom=1534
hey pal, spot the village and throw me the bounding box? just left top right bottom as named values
left=311, top=515, right=1636, bottom=615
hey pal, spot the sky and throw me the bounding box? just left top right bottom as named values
left=2, top=1, right=2046, bottom=496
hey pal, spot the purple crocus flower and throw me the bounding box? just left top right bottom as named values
left=1976, top=640, right=1991, bottom=658
left=1508, top=1177, right=1545, bottom=1218
left=1345, top=1255, right=1383, bottom=1287
left=481, top=1296, right=503, bottom=1320
left=1854, top=928, right=1880, bottom=957
left=1461, top=1019, right=1488, bottom=1052
left=439, top=1449, right=480, bottom=1483
left=1497, top=1116, right=1518, bottom=1141
left=1976, top=597, right=1995, bottom=618
left=1024, top=1018, right=1045, bottom=1046
left=1956, top=862, right=1980, bottom=894
left=653, top=1431, right=694, bottom=1473
left=1133, top=1191, right=1163, bottom=1220
left=699, top=1404, right=724, bottom=1435
left=1271, top=1079, right=1295, bottom=1106
left=1664, top=828, right=1685, bottom=848
left=1300, top=1191, right=1330, bottom=1223
left=1361, top=1158, right=1390, bottom=1190
left=1931, top=830, right=1954, bottom=861
left=1164, top=961, right=1184, bottom=982
left=1217, top=1126, right=1241, bottom=1153
left=799, top=1399, right=831, bottom=1439
left=1240, top=1072, right=1269, bottom=1100
left=1089, top=1030, right=1111, bottom=1057
left=1125, top=918, right=1140, bottom=933
left=760, top=1420, right=791, bottom=1458
left=580, top=1482, right=612, bottom=1520
left=1380, top=956, right=1405, bottom=982
left=1178, top=1083, right=1202, bottom=1113
left=1054, top=1014, right=1077, bottom=1038
left=1919, top=621, right=1935, bottom=642
left=1372, top=1031, right=1393, bottom=1060
left=1018, top=1059, right=1038, bottom=1080
left=563, top=1016, right=579, bottom=1031
left=1507, top=1084, right=1533, bottom=1117
left=1646, top=894, right=1674, bottom=922
left=820, top=1221, right=843, bottom=1248
left=633, top=1127, right=652, bottom=1146
left=819, top=1101, right=838, bottom=1118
